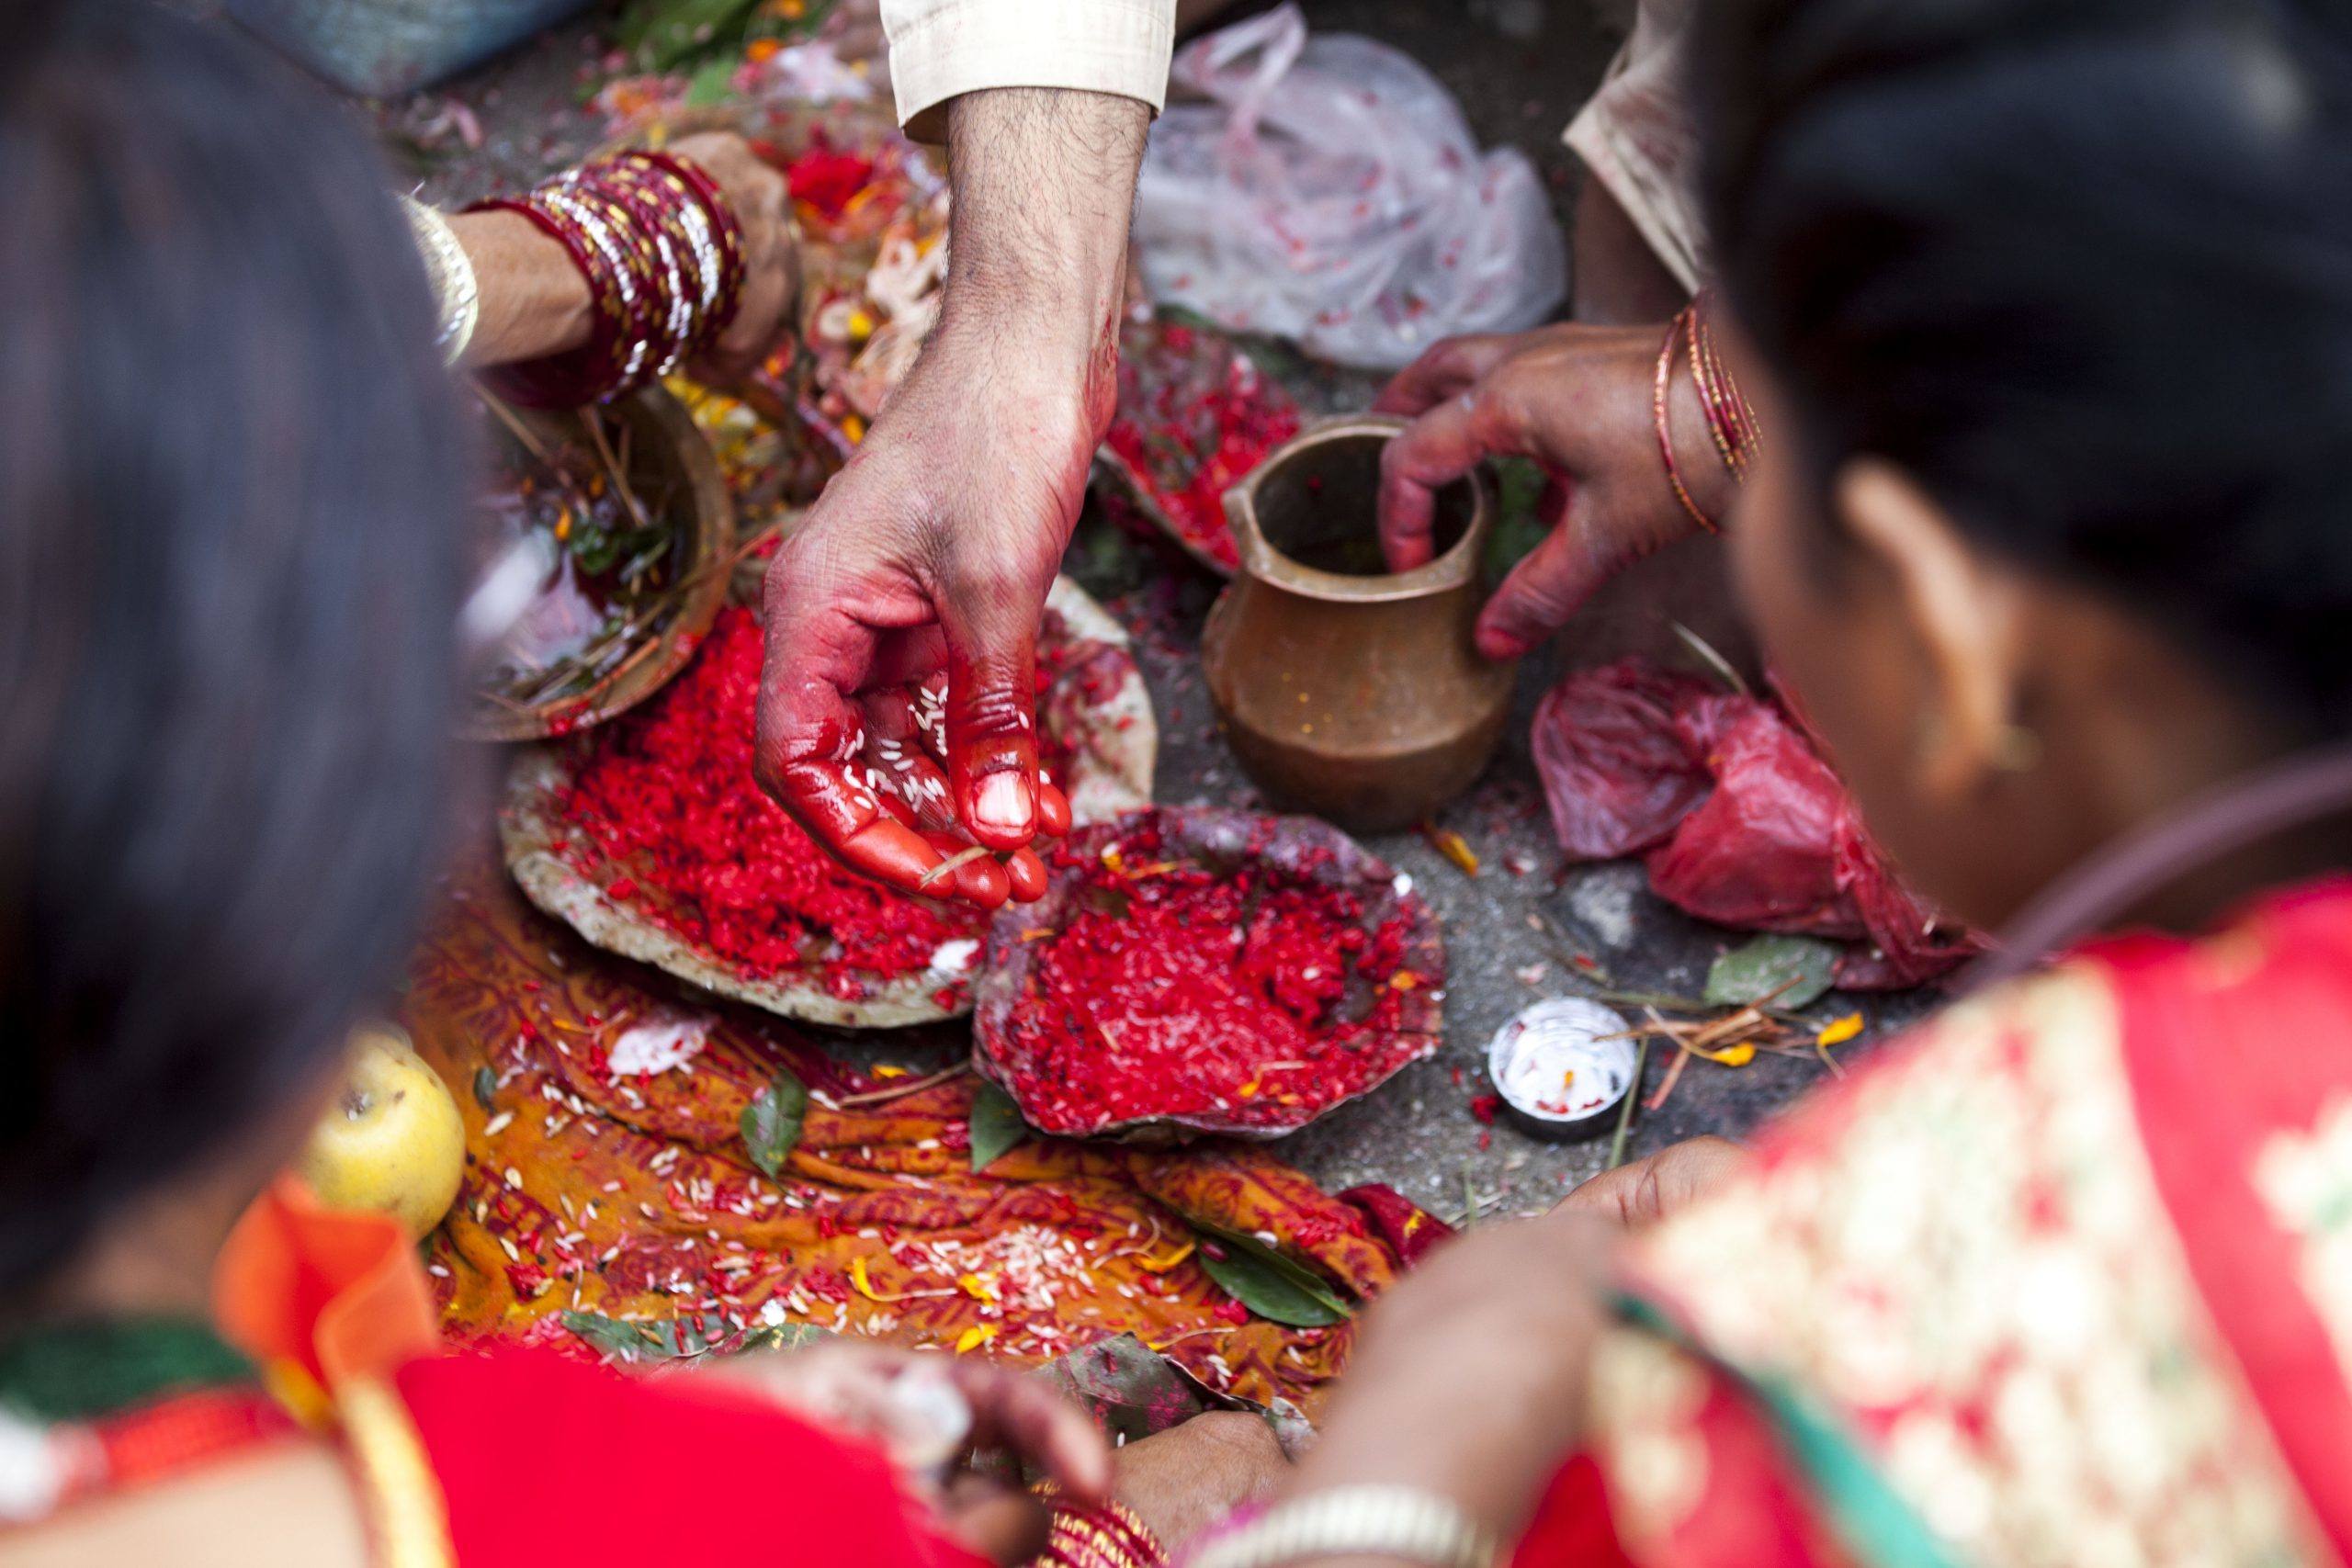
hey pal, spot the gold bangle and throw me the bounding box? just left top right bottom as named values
left=1653, top=306, right=1720, bottom=534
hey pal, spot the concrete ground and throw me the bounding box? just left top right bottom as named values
left=368, top=0, right=1935, bottom=1223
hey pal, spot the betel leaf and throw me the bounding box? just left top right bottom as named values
left=968, top=1081, right=1030, bottom=1172
left=1034, top=1332, right=1311, bottom=1454
left=567, top=1309, right=832, bottom=1366
left=1704, top=933, right=1838, bottom=1011
left=614, top=0, right=762, bottom=70
left=740, top=1320, right=833, bottom=1353
left=1192, top=1223, right=1351, bottom=1328
left=560, top=1311, right=664, bottom=1364
left=683, top=56, right=736, bottom=107
left=741, top=1067, right=808, bottom=1179
left=563, top=1309, right=741, bottom=1365
left=1484, top=456, right=1551, bottom=583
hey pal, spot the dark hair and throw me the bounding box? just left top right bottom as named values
left=1699, top=0, right=2352, bottom=732
left=0, top=3, right=469, bottom=1292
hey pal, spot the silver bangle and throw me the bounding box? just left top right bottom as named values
left=401, top=197, right=479, bottom=365
left=1186, top=1486, right=1497, bottom=1568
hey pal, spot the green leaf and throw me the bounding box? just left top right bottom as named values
left=471, top=1065, right=497, bottom=1111
left=739, top=1320, right=833, bottom=1353
left=569, top=523, right=622, bottom=576
left=615, top=0, right=763, bottom=70
left=968, top=1081, right=1030, bottom=1172
left=563, top=1309, right=737, bottom=1364
left=567, top=1308, right=833, bottom=1365
left=1192, top=1224, right=1351, bottom=1328
left=560, top=1311, right=663, bottom=1363
left=741, top=1067, right=808, bottom=1179
left=1484, top=456, right=1551, bottom=583
left=1032, top=1332, right=1309, bottom=1453
left=1704, top=933, right=1838, bottom=1010
left=683, top=56, right=736, bottom=107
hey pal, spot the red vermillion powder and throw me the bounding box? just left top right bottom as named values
left=990, top=817, right=1426, bottom=1134
left=556, top=606, right=985, bottom=998
left=776, top=137, right=881, bottom=225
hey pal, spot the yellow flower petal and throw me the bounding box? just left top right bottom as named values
left=1815, top=1012, right=1865, bottom=1047
left=1136, top=1241, right=1196, bottom=1274
left=955, top=1325, right=998, bottom=1354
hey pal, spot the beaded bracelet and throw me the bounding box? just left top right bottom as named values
left=467, top=148, right=749, bottom=407
left=1040, top=1499, right=1170, bottom=1568
left=1653, top=304, right=1721, bottom=534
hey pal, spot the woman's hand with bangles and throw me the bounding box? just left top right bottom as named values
left=662, top=131, right=797, bottom=382
left=707, top=1341, right=1112, bottom=1565
left=453, top=130, right=796, bottom=378
left=1375, top=321, right=1734, bottom=660
left=1268, top=1212, right=1618, bottom=1544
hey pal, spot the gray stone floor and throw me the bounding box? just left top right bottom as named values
left=377, top=0, right=1937, bottom=1222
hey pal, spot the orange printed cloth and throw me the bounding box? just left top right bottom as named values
left=406, top=843, right=1445, bottom=1416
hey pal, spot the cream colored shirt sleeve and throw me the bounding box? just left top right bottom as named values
left=883, top=0, right=1174, bottom=143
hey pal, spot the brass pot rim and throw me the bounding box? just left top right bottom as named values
left=1221, top=413, right=1492, bottom=604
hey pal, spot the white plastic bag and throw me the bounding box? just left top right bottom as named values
left=1134, top=4, right=1567, bottom=371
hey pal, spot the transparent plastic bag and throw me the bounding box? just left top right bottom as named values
left=1134, top=4, right=1567, bottom=371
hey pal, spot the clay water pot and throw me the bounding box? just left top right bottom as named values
left=1202, top=415, right=1515, bottom=833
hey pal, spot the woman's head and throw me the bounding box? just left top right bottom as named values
left=0, top=4, right=469, bottom=1296
left=1701, top=0, right=2352, bottom=929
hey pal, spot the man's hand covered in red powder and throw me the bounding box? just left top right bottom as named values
left=754, top=87, right=1147, bottom=908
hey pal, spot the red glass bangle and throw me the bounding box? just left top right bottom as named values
left=630, top=150, right=745, bottom=344
left=583, top=163, right=713, bottom=368
left=465, top=194, right=632, bottom=408
left=1040, top=1501, right=1169, bottom=1568
left=468, top=147, right=748, bottom=405
left=619, top=153, right=740, bottom=355
left=1684, top=307, right=1745, bottom=480
left=569, top=175, right=689, bottom=379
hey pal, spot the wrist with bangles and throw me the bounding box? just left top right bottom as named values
left=1178, top=1486, right=1497, bottom=1568
left=1653, top=288, right=1764, bottom=534
left=464, top=149, right=748, bottom=408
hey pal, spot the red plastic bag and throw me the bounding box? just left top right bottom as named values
left=1533, top=660, right=1979, bottom=989
left=1528, top=660, right=1717, bottom=859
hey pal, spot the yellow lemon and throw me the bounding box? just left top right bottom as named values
left=296, top=1023, right=465, bottom=1239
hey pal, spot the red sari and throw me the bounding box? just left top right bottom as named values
left=1520, top=878, right=2352, bottom=1567
left=203, top=1181, right=984, bottom=1568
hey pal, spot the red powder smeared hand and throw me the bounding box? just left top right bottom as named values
left=558, top=607, right=989, bottom=998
